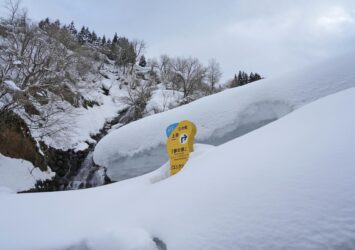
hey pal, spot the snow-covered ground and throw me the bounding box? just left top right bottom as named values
left=0, top=155, right=54, bottom=193
left=36, top=65, right=184, bottom=152
left=94, top=52, right=355, bottom=181
left=37, top=65, right=127, bottom=151
left=0, top=85, right=354, bottom=249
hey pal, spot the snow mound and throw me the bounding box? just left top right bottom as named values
left=94, top=52, right=355, bottom=180
left=0, top=87, right=354, bottom=250
left=0, top=155, right=55, bottom=192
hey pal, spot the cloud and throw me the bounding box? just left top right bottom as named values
left=316, top=6, right=354, bottom=32
left=216, top=0, right=355, bottom=78
left=145, top=0, right=355, bottom=80
left=2, top=0, right=355, bottom=81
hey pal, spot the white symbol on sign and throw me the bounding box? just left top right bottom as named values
left=180, top=133, right=188, bottom=144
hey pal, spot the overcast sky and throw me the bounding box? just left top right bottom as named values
left=2, top=0, right=355, bottom=81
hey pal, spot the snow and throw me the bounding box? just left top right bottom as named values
left=94, top=52, right=355, bottom=180
left=0, top=154, right=55, bottom=192
left=13, top=60, right=22, bottom=65
left=0, top=187, right=15, bottom=194
left=4, top=80, right=21, bottom=91
left=0, top=86, right=355, bottom=249
left=70, top=96, right=118, bottom=145
left=145, top=86, right=184, bottom=114
left=73, top=142, right=89, bottom=152
left=74, top=228, right=159, bottom=250
left=39, top=69, right=126, bottom=150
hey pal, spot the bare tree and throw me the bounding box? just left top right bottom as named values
left=206, top=58, right=222, bottom=93
left=0, top=6, right=82, bottom=138
left=147, top=58, right=159, bottom=73
left=130, top=39, right=146, bottom=73
left=0, top=82, right=21, bottom=127
left=159, top=54, right=173, bottom=83
left=119, top=80, right=153, bottom=121
left=3, top=0, right=21, bottom=24
left=23, top=96, right=76, bottom=140
left=170, top=57, right=206, bottom=99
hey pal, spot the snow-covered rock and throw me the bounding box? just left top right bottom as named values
left=0, top=154, right=55, bottom=192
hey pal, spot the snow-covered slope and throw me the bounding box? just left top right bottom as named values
left=94, top=52, right=355, bottom=181
left=0, top=155, right=54, bottom=193
left=1, top=87, right=354, bottom=250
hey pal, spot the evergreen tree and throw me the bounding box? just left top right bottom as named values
left=138, top=55, right=147, bottom=67
left=112, top=33, right=118, bottom=44
left=68, top=21, right=77, bottom=35
left=53, top=19, right=61, bottom=28
left=39, top=17, right=50, bottom=29
left=78, top=26, right=86, bottom=44
left=233, top=74, right=238, bottom=87
left=231, top=70, right=262, bottom=88
left=244, top=72, right=249, bottom=85
left=249, top=72, right=255, bottom=82
left=237, top=71, right=242, bottom=85
left=102, top=35, right=106, bottom=45
left=91, top=31, right=97, bottom=43
left=84, top=27, right=92, bottom=43
left=254, top=73, right=261, bottom=81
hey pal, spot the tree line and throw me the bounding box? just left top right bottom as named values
left=38, top=18, right=146, bottom=74
left=230, top=71, right=262, bottom=87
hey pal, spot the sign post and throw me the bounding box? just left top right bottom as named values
left=166, top=120, right=196, bottom=176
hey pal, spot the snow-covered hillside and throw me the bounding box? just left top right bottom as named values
left=1, top=85, right=355, bottom=250
left=94, top=52, right=355, bottom=181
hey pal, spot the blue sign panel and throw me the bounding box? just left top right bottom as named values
left=166, top=123, right=178, bottom=138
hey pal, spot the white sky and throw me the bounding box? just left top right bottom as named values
left=1, top=0, right=355, bottom=81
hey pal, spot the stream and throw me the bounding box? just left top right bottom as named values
left=63, top=108, right=131, bottom=190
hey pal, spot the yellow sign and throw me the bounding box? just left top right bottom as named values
left=166, top=120, right=196, bottom=176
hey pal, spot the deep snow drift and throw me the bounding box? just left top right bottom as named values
left=0, top=155, right=54, bottom=193
left=94, top=52, right=355, bottom=181
left=1, top=86, right=355, bottom=250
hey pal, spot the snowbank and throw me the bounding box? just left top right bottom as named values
left=0, top=87, right=355, bottom=249
left=94, top=52, right=355, bottom=180
left=0, top=155, right=54, bottom=192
